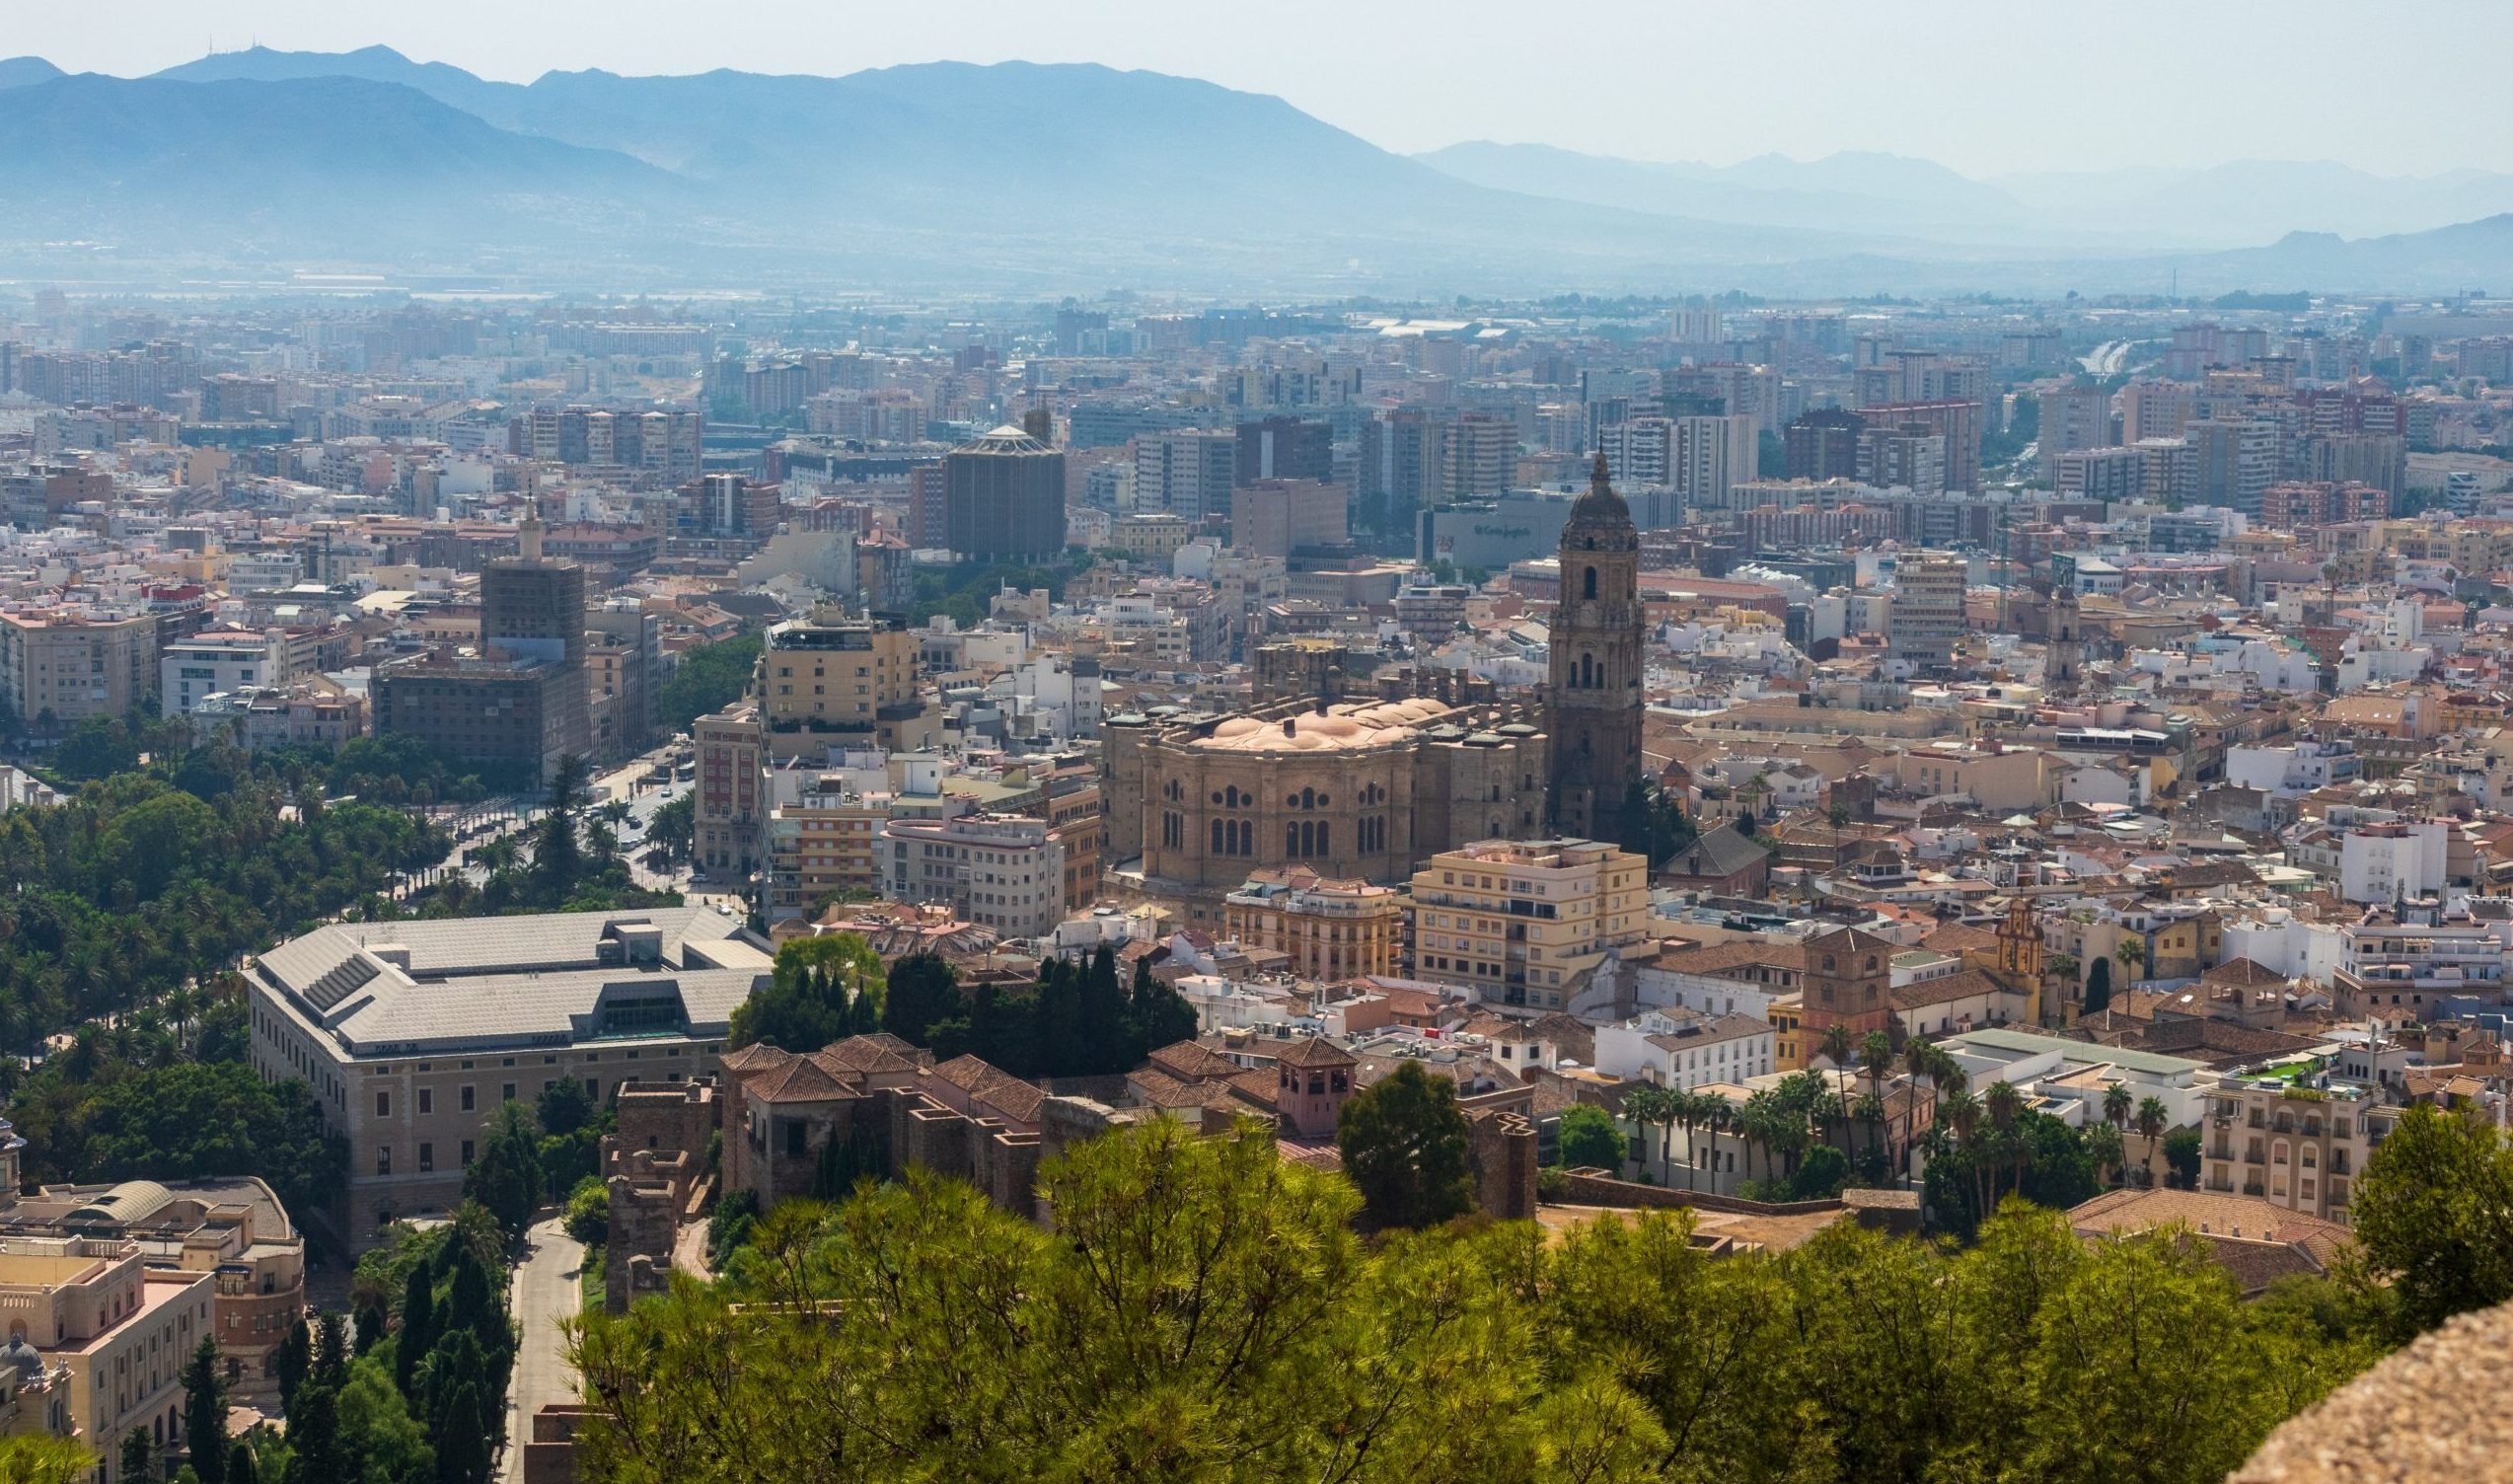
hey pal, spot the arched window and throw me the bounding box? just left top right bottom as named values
left=1301, top=786, right=1316, bottom=809
left=1584, top=565, right=1597, bottom=600
left=1317, top=823, right=1330, bottom=855
left=1287, top=822, right=1301, bottom=855
left=1211, top=819, right=1224, bottom=854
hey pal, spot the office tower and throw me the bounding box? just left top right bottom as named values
left=1233, top=415, right=1333, bottom=483
left=945, top=423, right=1067, bottom=561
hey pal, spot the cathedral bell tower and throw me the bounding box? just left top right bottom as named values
left=1546, top=452, right=1646, bottom=841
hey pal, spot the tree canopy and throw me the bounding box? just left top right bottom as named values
left=1336, top=1061, right=1474, bottom=1232
left=563, top=1119, right=2386, bottom=1484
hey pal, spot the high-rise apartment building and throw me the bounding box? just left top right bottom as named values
left=1889, top=552, right=1968, bottom=666
left=2041, top=384, right=2117, bottom=464
left=1132, top=429, right=1238, bottom=525
left=1409, top=837, right=1649, bottom=1013
left=944, top=423, right=1068, bottom=562
left=1857, top=401, right=1982, bottom=492
left=695, top=703, right=768, bottom=876
left=1784, top=407, right=1865, bottom=482
left=0, top=609, right=160, bottom=728
left=759, top=613, right=937, bottom=759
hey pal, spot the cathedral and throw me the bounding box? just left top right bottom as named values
left=1098, top=456, right=1649, bottom=924
left=1546, top=453, right=1647, bottom=840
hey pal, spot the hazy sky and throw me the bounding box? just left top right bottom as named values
left=14, top=0, right=2510, bottom=178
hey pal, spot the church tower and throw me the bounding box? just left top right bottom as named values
left=1546, top=453, right=1645, bottom=841
left=2044, top=587, right=2083, bottom=692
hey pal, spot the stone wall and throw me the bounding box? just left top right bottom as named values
left=1553, top=1168, right=1846, bottom=1218
left=605, top=1175, right=677, bottom=1314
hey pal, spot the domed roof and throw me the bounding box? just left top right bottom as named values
left=1563, top=451, right=1634, bottom=534
left=2, top=1333, right=41, bottom=1381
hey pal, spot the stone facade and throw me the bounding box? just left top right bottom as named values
left=1104, top=694, right=1547, bottom=925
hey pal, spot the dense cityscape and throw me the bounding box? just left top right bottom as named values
left=3, top=14, right=2513, bottom=1484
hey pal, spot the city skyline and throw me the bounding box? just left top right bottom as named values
left=10, top=0, right=2513, bottom=180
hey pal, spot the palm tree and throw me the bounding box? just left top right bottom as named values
left=1620, top=1086, right=1666, bottom=1180
left=1859, top=1030, right=1894, bottom=1158
left=1701, top=1097, right=1733, bottom=1192
left=1671, top=1089, right=1704, bottom=1191
left=1983, top=1079, right=2024, bottom=1205
left=1900, top=1036, right=1938, bottom=1176
left=2114, top=936, right=2146, bottom=987
left=1817, top=1023, right=1856, bottom=1139
left=2135, top=1095, right=2170, bottom=1187
left=2103, top=1081, right=2133, bottom=1136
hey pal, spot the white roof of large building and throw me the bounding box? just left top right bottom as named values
left=255, top=908, right=773, bottom=1058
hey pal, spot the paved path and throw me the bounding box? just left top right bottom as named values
left=671, top=1219, right=712, bottom=1281
left=499, top=1215, right=586, bottom=1484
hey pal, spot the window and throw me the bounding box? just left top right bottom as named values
left=417, top=1144, right=434, bottom=1173
left=375, top=1091, right=390, bottom=1117
left=417, top=1089, right=432, bottom=1115
left=461, top=1140, right=476, bottom=1165
left=502, top=1082, right=517, bottom=1103
left=376, top=1147, right=392, bottom=1176
left=784, top=1121, right=807, bottom=1159
left=460, top=1085, right=476, bottom=1112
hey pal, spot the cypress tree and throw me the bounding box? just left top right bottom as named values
left=396, top=1262, right=436, bottom=1397
left=182, top=1337, right=227, bottom=1484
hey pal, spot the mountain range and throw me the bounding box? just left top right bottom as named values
left=0, top=45, right=2507, bottom=297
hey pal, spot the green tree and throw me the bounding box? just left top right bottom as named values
left=67, top=1062, right=344, bottom=1221
left=2082, top=953, right=2112, bottom=1015
left=0, top=1437, right=91, bottom=1484
left=274, top=1316, right=311, bottom=1415
left=879, top=951, right=960, bottom=1046
left=563, top=1176, right=610, bottom=1246
left=465, top=1101, right=545, bottom=1235
left=120, top=1428, right=156, bottom=1484
left=1555, top=1103, right=1624, bottom=1172
left=2163, top=1127, right=2203, bottom=1189
left=729, top=934, right=884, bottom=1050
left=395, top=1262, right=435, bottom=1398
left=226, top=1443, right=255, bottom=1484
left=182, top=1337, right=226, bottom=1484
left=2352, top=1102, right=2513, bottom=1333
left=1336, top=1061, right=1474, bottom=1232
left=535, top=1076, right=595, bottom=1139
left=654, top=633, right=764, bottom=734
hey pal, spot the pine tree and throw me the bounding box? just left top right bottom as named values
left=118, top=1429, right=155, bottom=1484
left=182, top=1337, right=227, bottom=1484
left=227, top=1442, right=258, bottom=1484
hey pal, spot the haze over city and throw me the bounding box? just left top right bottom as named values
left=1, top=8, right=2512, bottom=1484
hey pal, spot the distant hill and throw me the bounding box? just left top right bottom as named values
left=0, top=73, right=682, bottom=260
left=0, top=49, right=2503, bottom=295
left=0, top=56, right=63, bottom=88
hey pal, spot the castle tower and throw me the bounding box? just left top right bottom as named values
left=1546, top=452, right=1645, bottom=841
